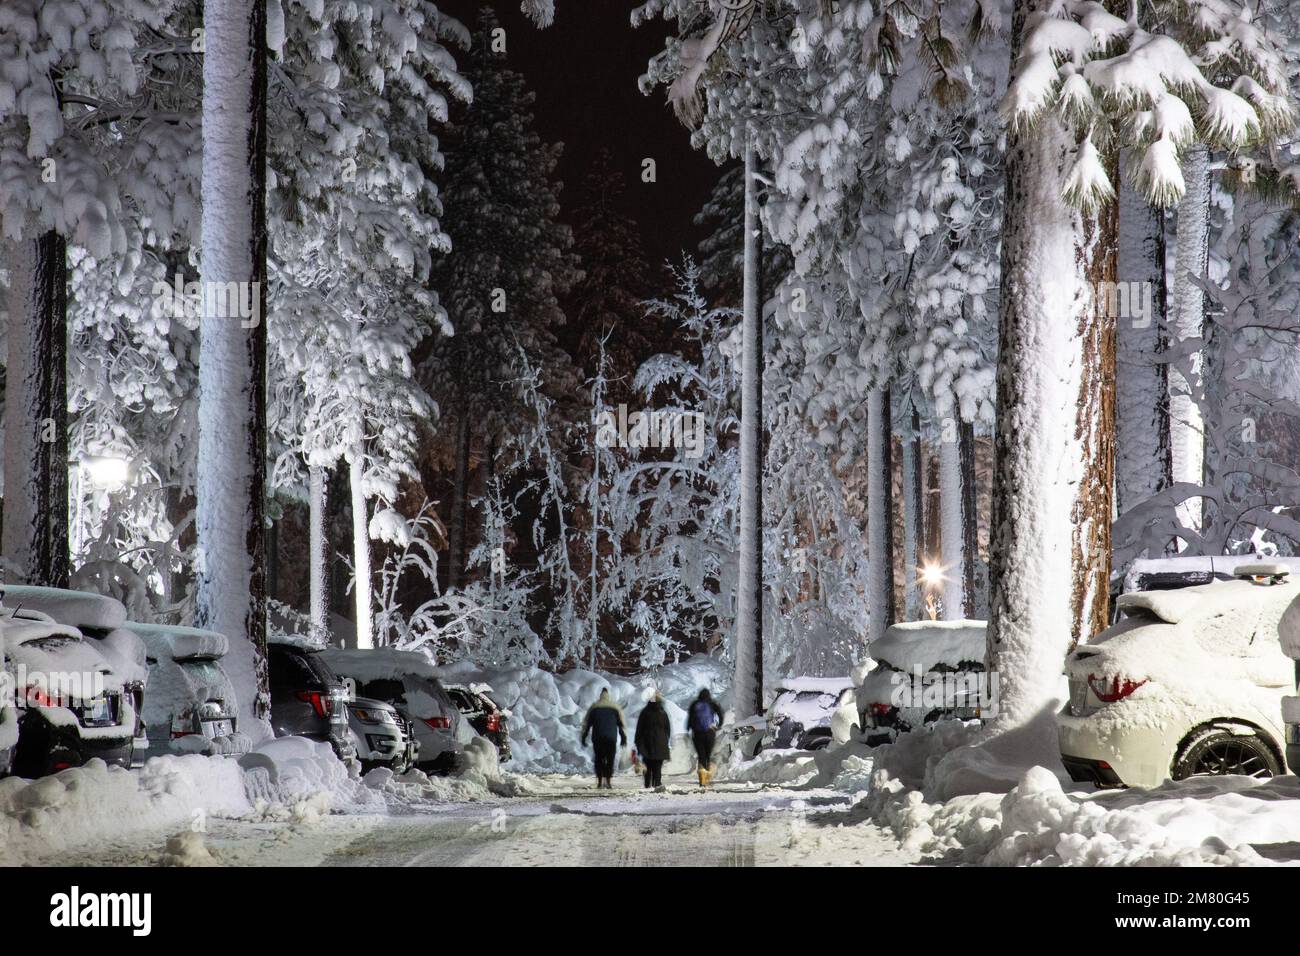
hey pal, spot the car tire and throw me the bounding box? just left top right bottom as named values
left=1172, top=728, right=1281, bottom=781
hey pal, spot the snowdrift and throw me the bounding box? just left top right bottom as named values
left=434, top=655, right=732, bottom=773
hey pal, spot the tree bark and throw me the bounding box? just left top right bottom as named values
left=986, top=1, right=1117, bottom=744
left=733, top=142, right=764, bottom=719
left=195, top=0, right=269, bottom=728
left=447, top=408, right=470, bottom=591
left=1168, top=145, right=1209, bottom=535
left=866, top=387, right=896, bottom=641
left=308, top=465, right=327, bottom=636
left=901, top=402, right=925, bottom=620
left=1115, top=153, right=1172, bottom=521
left=3, top=231, right=69, bottom=588
left=958, top=419, right=979, bottom=617
left=349, top=451, right=373, bottom=649
left=938, top=428, right=967, bottom=619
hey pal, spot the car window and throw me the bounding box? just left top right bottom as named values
left=1193, top=606, right=1263, bottom=656
left=270, top=647, right=331, bottom=687
left=359, top=678, right=406, bottom=704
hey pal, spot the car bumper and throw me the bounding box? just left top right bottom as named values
left=1058, top=707, right=1173, bottom=789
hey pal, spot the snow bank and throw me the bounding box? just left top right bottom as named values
left=0, top=732, right=523, bottom=864
left=866, top=762, right=1300, bottom=866
left=435, top=656, right=732, bottom=772
left=0, top=754, right=248, bottom=865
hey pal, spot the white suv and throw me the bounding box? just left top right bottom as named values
left=1059, top=564, right=1296, bottom=789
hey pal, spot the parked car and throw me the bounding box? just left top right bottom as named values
left=267, top=639, right=354, bottom=762
left=758, top=677, right=856, bottom=752
left=323, top=648, right=468, bottom=774
left=345, top=696, right=417, bottom=773
left=445, top=683, right=511, bottom=761
left=3, top=585, right=149, bottom=757
left=129, top=621, right=251, bottom=759
left=1060, top=564, right=1296, bottom=789
left=4, top=611, right=136, bottom=777
left=856, top=619, right=989, bottom=745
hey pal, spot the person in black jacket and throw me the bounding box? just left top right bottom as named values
left=634, top=692, right=672, bottom=789
left=580, top=689, right=627, bottom=789
left=686, top=688, right=725, bottom=787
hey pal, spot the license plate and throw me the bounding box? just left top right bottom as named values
left=203, top=719, right=233, bottom=739
left=85, top=698, right=111, bottom=723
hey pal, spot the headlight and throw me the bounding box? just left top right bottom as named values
left=350, top=706, right=396, bottom=725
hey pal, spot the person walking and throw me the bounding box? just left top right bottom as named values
left=686, top=688, right=724, bottom=787
left=581, top=688, right=627, bottom=789
left=634, top=691, right=671, bottom=790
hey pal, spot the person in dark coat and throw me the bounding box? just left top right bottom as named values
left=634, top=692, right=672, bottom=789
left=580, top=688, right=627, bottom=789
left=686, top=688, right=724, bottom=787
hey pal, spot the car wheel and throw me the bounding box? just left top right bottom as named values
left=1172, top=729, right=1280, bottom=781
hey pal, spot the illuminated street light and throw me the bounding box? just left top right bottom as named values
left=78, top=455, right=130, bottom=489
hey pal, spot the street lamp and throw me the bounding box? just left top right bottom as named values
left=79, top=455, right=130, bottom=489
left=69, top=455, right=131, bottom=558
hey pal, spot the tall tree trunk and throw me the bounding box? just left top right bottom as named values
left=1168, top=145, right=1209, bottom=537
left=3, top=231, right=69, bottom=588
left=987, top=3, right=1117, bottom=748
left=866, top=387, right=895, bottom=642
left=733, top=143, right=764, bottom=719
left=349, top=451, right=373, bottom=649
left=901, top=402, right=925, bottom=620
left=958, top=419, right=979, bottom=617
left=1116, top=154, right=1172, bottom=522
left=195, top=0, right=270, bottom=730
left=447, top=408, right=471, bottom=592
left=308, top=465, right=327, bottom=636
left=938, top=426, right=967, bottom=619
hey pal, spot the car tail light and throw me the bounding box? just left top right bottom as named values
left=24, top=685, right=56, bottom=707
left=297, top=690, right=331, bottom=718
left=485, top=714, right=501, bottom=733
left=423, top=715, right=451, bottom=730
left=1087, top=674, right=1147, bottom=703
left=868, top=703, right=891, bottom=717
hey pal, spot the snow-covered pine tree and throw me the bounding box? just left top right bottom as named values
left=194, top=0, right=271, bottom=723
left=420, top=8, right=581, bottom=595
left=981, top=0, right=1292, bottom=760
left=0, top=0, right=181, bottom=586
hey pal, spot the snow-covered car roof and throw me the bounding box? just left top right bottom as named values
left=2, top=585, right=127, bottom=631
left=772, top=677, right=854, bottom=695
left=869, top=620, right=987, bottom=671
left=128, top=621, right=228, bottom=662
left=1118, top=577, right=1297, bottom=627
left=321, top=647, right=441, bottom=684
left=1081, top=578, right=1300, bottom=686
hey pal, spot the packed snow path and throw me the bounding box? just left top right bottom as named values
left=61, top=774, right=916, bottom=867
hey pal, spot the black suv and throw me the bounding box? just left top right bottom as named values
left=267, top=642, right=354, bottom=761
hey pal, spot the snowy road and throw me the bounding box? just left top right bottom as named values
left=64, top=774, right=915, bottom=867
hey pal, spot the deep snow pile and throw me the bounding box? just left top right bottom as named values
left=0, top=735, right=514, bottom=865
left=865, top=763, right=1300, bottom=866
left=435, top=655, right=732, bottom=772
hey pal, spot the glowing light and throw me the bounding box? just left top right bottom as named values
left=79, top=455, right=129, bottom=489
left=920, top=562, right=945, bottom=587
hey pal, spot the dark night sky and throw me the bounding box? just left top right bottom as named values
left=437, top=0, right=722, bottom=267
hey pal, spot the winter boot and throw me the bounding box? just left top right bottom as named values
left=697, top=768, right=707, bottom=787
